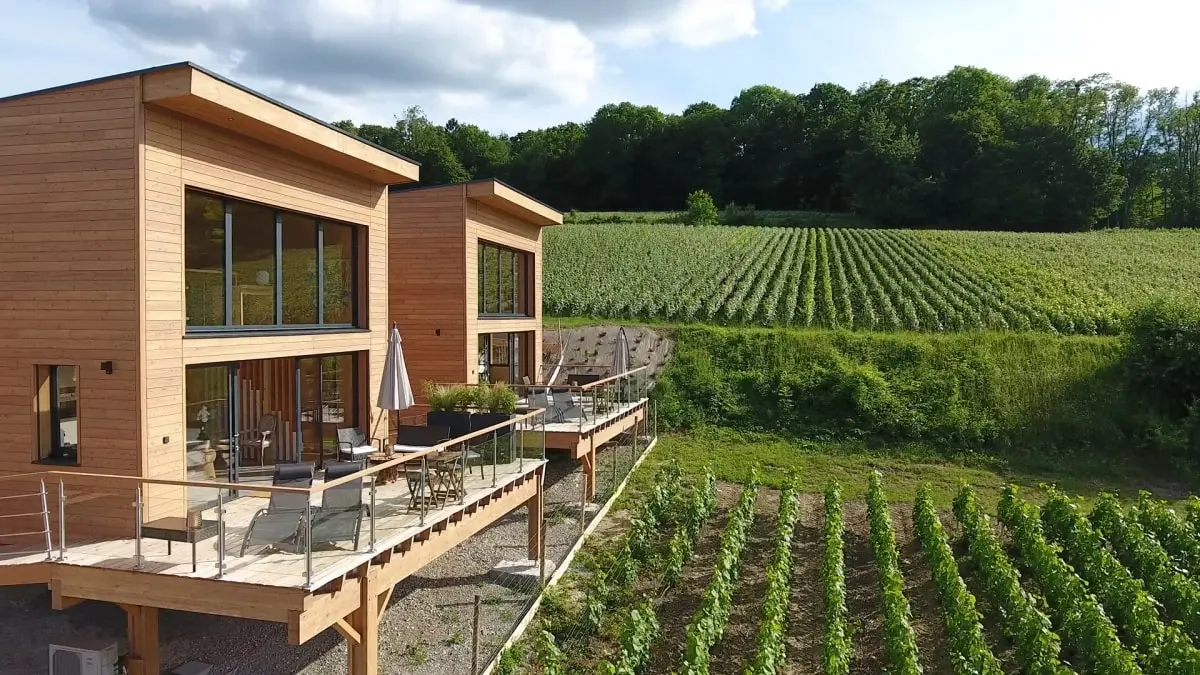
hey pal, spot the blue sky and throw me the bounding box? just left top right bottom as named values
left=2, top=0, right=1197, bottom=134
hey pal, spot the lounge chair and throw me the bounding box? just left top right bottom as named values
left=337, top=428, right=381, bottom=462
left=239, top=462, right=314, bottom=556
left=548, top=392, right=585, bottom=424
left=310, top=461, right=366, bottom=550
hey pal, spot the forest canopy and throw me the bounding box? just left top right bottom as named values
left=335, top=66, right=1200, bottom=232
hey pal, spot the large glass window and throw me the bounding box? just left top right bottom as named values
left=299, top=354, right=359, bottom=466
left=478, top=242, right=529, bottom=317
left=185, top=365, right=232, bottom=483
left=323, top=223, right=355, bottom=325
left=36, top=365, right=79, bottom=463
left=281, top=213, right=319, bottom=325
left=185, top=190, right=360, bottom=331
left=185, top=193, right=226, bottom=327
left=230, top=201, right=276, bottom=327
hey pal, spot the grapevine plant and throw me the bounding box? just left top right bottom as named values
left=822, top=483, right=851, bottom=675
left=679, top=470, right=760, bottom=675
left=1037, top=487, right=1200, bottom=674
left=996, top=487, right=1141, bottom=674
left=866, top=471, right=922, bottom=675
left=746, top=477, right=802, bottom=675
left=912, top=484, right=1002, bottom=675
left=951, top=486, right=1072, bottom=675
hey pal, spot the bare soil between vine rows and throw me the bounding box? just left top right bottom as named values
left=643, top=488, right=959, bottom=674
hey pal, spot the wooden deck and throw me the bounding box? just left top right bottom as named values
left=536, top=398, right=648, bottom=458
left=0, top=458, right=545, bottom=592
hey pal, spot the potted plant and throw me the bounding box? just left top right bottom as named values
left=472, top=384, right=518, bottom=430
left=425, top=382, right=474, bottom=439
left=471, top=383, right=519, bottom=462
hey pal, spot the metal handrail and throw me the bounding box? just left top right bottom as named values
left=317, top=407, right=546, bottom=493
left=0, top=408, right=548, bottom=498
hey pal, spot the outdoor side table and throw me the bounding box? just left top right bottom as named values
left=142, top=516, right=219, bottom=573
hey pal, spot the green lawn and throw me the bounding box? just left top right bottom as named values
left=632, top=430, right=1194, bottom=512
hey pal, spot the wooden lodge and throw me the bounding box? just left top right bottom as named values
left=0, top=62, right=659, bottom=675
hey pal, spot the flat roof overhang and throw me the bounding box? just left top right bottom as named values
left=466, top=180, right=563, bottom=226
left=142, top=66, right=420, bottom=185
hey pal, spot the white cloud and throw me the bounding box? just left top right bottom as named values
left=475, top=0, right=792, bottom=47
left=85, top=0, right=598, bottom=105
left=83, top=0, right=789, bottom=113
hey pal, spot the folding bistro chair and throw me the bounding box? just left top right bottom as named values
left=309, top=461, right=367, bottom=550
left=239, top=462, right=314, bottom=555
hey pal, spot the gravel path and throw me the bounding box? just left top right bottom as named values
left=0, top=450, right=633, bottom=675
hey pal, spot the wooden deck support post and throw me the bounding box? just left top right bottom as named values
left=527, top=475, right=544, bottom=561
left=120, top=604, right=160, bottom=675
left=582, top=444, right=597, bottom=502
left=347, top=568, right=382, bottom=675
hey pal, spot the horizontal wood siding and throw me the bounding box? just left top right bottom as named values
left=142, top=104, right=390, bottom=513
left=467, top=201, right=544, bottom=383
left=389, top=186, right=468, bottom=394
left=0, top=77, right=141, bottom=537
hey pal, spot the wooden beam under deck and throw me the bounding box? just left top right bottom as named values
left=290, top=468, right=544, bottom=645
left=51, top=565, right=308, bottom=623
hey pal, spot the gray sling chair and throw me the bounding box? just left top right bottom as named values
left=309, top=461, right=367, bottom=551
left=239, top=462, right=315, bottom=556
left=548, top=391, right=585, bottom=424
left=337, top=428, right=382, bottom=462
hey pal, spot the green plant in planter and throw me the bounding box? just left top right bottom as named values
left=424, top=382, right=459, bottom=412
left=486, top=384, right=519, bottom=414
left=466, top=383, right=493, bottom=410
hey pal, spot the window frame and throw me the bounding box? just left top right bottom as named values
left=185, top=189, right=362, bottom=335
left=477, top=241, right=532, bottom=319
left=34, top=364, right=81, bottom=466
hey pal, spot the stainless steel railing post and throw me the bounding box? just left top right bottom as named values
left=303, top=500, right=313, bottom=589
left=515, top=426, right=522, bottom=472
left=56, top=481, right=66, bottom=561
left=459, top=449, right=467, bottom=505
left=541, top=412, right=547, bottom=461
left=420, top=458, right=428, bottom=526
left=39, top=480, right=52, bottom=562
left=133, top=486, right=144, bottom=570
left=491, top=436, right=498, bottom=488
left=369, top=478, right=377, bottom=552
left=216, top=491, right=226, bottom=578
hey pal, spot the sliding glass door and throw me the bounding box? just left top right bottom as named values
left=299, top=353, right=358, bottom=466
left=188, top=353, right=359, bottom=482
left=185, top=364, right=238, bottom=483
left=478, top=332, right=529, bottom=385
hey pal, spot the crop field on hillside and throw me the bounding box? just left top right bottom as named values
left=543, top=223, right=1200, bottom=334
left=506, top=464, right=1200, bottom=674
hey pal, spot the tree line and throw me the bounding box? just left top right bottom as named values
left=334, top=66, right=1200, bottom=232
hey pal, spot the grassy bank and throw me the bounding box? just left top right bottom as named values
left=631, top=432, right=1192, bottom=512
left=652, top=325, right=1196, bottom=474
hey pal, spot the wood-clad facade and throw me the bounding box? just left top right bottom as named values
left=0, top=63, right=418, bottom=532
left=0, top=64, right=572, bottom=675
left=389, top=181, right=560, bottom=397
left=0, top=75, right=142, bottom=536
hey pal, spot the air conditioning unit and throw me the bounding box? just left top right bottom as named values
left=48, top=639, right=119, bottom=675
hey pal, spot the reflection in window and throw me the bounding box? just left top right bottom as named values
left=478, top=242, right=528, bottom=316
left=230, top=201, right=277, bottom=326
left=281, top=213, right=318, bottom=325
left=36, top=365, right=79, bottom=463
left=323, top=223, right=355, bottom=325
left=185, top=193, right=226, bottom=327
left=183, top=190, right=360, bottom=331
